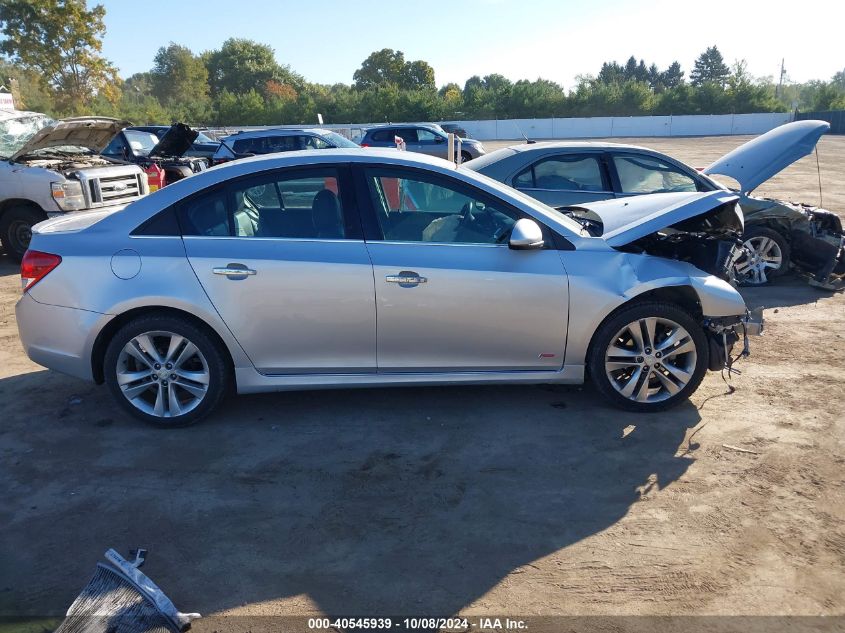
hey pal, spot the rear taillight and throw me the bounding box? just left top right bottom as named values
left=360, top=143, right=370, bottom=148
left=21, top=250, right=62, bottom=292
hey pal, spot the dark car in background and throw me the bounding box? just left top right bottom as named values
left=102, top=123, right=209, bottom=189
left=467, top=121, right=844, bottom=289
left=212, top=127, right=359, bottom=163
left=124, top=125, right=220, bottom=161
left=360, top=123, right=485, bottom=162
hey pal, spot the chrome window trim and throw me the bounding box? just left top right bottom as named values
left=514, top=186, right=616, bottom=195
left=367, top=240, right=509, bottom=249
left=180, top=235, right=366, bottom=244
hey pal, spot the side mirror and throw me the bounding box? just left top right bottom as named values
left=434, top=136, right=445, bottom=143
left=509, top=218, right=545, bottom=250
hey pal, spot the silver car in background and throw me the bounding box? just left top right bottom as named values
left=16, top=149, right=760, bottom=427
left=360, top=123, right=486, bottom=162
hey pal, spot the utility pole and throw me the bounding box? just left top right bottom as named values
left=776, top=58, right=786, bottom=98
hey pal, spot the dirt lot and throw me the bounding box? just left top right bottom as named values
left=1, top=135, right=844, bottom=632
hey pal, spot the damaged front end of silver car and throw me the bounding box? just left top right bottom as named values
left=561, top=191, right=765, bottom=377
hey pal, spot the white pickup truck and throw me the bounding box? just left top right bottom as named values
left=0, top=111, right=149, bottom=260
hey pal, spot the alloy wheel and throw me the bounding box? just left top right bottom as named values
left=734, top=236, right=783, bottom=285
left=116, top=330, right=210, bottom=418
left=604, top=317, right=698, bottom=403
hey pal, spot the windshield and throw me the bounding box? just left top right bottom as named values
left=322, top=131, right=359, bottom=148
left=462, top=166, right=585, bottom=235
left=194, top=131, right=215, bottom=143
left=0, top=114, right=55, bottom=159
left=124, top=129, right=160, bottom=156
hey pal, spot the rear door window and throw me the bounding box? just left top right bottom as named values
left=370, top=129, right=394, bottom=142
left=393, top=128, right=417, bottom=143
left=178, top=168, right=351, bottom=240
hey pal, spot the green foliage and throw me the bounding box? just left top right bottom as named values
left=5, top=20, right=841, bottom=130
left=353, top=49, right=435, bottom=91
left=690, top=45, right=730, bottom=88
left=151, top=45, right=208, bottom=103
left=0, top=0, right=120, bottom=113
left=205, top=38, right=302, bottom=96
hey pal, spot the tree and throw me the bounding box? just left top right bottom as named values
left=597, top=61, right=624, bottom=85
left=150, top=44, right=209, bottom=112
left=353, top=49, right=436, bottom=90
left=405, top=60, right=435, bottom=90
left=690, top=46, right=730, bottom=87
left=214, top=88, right=266, bottom=125
left=0, top=0, right=120, bottom=112
left=660, top=62, right=685, bottom=89
left=206, top=38, right=299, bottom=96
left=353, top=49, right=407, bottom=89
left=726, top=60, right=781, bottom=113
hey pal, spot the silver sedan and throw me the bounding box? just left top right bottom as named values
left=16, top=149, right=760, bottom=427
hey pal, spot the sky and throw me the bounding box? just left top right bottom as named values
left=97, top=0, right=843, bottom=89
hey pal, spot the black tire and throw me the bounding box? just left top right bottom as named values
left=0, top=206, right=44, bottom=262
left=104, top=313, right=231, bottom=428
left=588, top=301, right=709, bottom=412
left=460, top=151, right=473, bottom=164
left=735, top=225, right=791, bottom=286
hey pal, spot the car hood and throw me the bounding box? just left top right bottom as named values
left=703, top=120, right=830, bottom=194
left=567, top=190, right=740, bottom=247
left=149, top=122, right=199, bottom=157
left=11, top=116, right=131, bottom=160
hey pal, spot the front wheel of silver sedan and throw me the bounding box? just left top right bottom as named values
left=733, top=227, right=791, bottom=286
left=104, top=314, right=231, bottom=427
left=588, top=302, right=709, bottom=412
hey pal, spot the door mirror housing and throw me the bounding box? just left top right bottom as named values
left=434, top=136, right=445, bottom=143
left=509, top=218, right=545, bottom=250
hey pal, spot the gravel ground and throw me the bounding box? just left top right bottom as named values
left=0, top=135, right=843, bottom=632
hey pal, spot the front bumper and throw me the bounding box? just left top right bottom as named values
left=740, top=306, right=764, bottom=336
left=704, top=307, right=763, bottom=371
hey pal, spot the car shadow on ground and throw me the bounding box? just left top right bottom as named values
left=1, top=368, right=702, bottom=625
left=739, top=274, right=839, bottom=309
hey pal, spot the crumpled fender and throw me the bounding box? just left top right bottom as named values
left=558, top=249, right=748, bottom=366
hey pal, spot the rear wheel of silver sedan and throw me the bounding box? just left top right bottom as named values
left=588, top=302, right=709, bottom=412
left=104, top=314, right=230, bottom=427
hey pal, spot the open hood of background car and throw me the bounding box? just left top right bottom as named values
left=568, top=190, right=740, bottom=247
left=148, top=122, right=199, bottom=157
left=703, top=120, right=830, bottom=194
left=11, top=116, right=131, bottom=160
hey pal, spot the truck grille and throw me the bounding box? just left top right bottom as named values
left=88, top=173, right=145, bottom=206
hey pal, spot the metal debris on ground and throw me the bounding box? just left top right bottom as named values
left=55, top=549, right=199, bottom=633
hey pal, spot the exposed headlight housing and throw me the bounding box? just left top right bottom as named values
left=51, top=181, right=86, bottom=211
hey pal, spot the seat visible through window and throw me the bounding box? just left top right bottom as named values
left=179, top=169, right=348, bottom=240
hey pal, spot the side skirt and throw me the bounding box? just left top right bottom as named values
left=235, top=365, right=585, bottom=394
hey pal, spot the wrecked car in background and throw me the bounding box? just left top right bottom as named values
left=123, top=124, right=220, bottom=162
left=101, top=122, right=208, bottom=191
left=0, top=111, right=148, bottom=261
left=702, top=120, right=844, bottom=290
left=467, top=120, right=844, bottom=289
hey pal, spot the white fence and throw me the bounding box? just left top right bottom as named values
left=204, top=112, right=793, bottom=142
left=444, top=112, right=793, bottom=140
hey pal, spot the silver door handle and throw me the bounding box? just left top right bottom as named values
left=213, top=266, right=257, bottom=277
left=386, top=273, right=427, bottom=285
